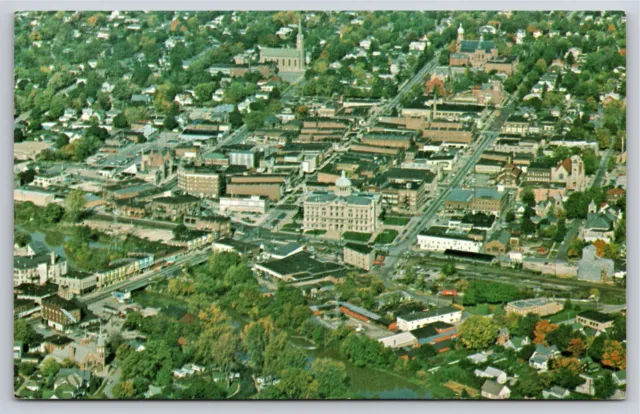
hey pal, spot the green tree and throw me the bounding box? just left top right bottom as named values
left=14, top=231, right=31, bottom=247
left=40, top=358, right=61, bottom=377
left=163, top=115, right=179, bottom=130
left=310, top=358, right=348, bottom=399
left=113, top=112, right=129, bottom=129
left=594, top=372, right=616, bottom=399
left=14, top=319, right=37, bottom=343
left=243, top=110, right=266, bottom=131
left=520, top=187, right=536, bottom=208
left=65, top=189, right=87, bottom=222
left=458, top=316, right=499, bottom=349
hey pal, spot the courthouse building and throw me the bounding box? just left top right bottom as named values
left=303, top=171, right=381, bottom=234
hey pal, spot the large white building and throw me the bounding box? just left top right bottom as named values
left=417, top=226, right=483, bottom=252
left=219, top=195, right=269, bottom=215
left=303, top=171, right=381, bottom=234
left=396, top=306, right=463, bottom=331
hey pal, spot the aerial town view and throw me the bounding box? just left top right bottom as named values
left=13, top=10, right=627, bottom=400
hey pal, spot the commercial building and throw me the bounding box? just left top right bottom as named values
left=343, top=243, right=376, bottom=271
left=576, top=310, right=614, bottom=332
left=228, top=149, right=258, bottom=169
left=417, top=226, right=483, bottom=253
left=149, top=195, right=200, bottom=220
left=444, top=188, right=507, bottom=215
left=396, top=306, right=462, bottom=331
left=254, top=251, right=344, bottom=282
left=380, top=181, right=428, bottom=215
left=505, top=298, right=563, bottom=317
left=177, top=166, right=223, bottom=198
left=485, top=55, right=519, bottom=75
left=42, top=295, right=82, bottom=331
left=14, top=188, right=56, bottom=207
left=14, top=252, right=68, bottom=286
left=184, top=214, right=232, bottom=236
left=219, top=195, right=270, bottom=214
left=303, top=171, right=381, bottom=234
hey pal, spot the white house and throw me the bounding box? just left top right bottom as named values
left=474, top=366, right=507, bottom=384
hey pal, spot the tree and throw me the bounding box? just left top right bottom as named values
left=594, top=372, right=616, bottom=399
left=228, top=107, right=243, bottom=128
left=520, top=187, right=536, bottom=208
left=40, top=358, right=61, bottom=377
left=505, top=210, right=516, bottom=223
left=14, top=319, right=37, bottom=343
left=112, top=380, right=136, bottom=399
left=243, top=110, right=266, bottom=131
left=310, top=358, right=348, bottom=399
left=43, top=203, right=65, bottom=224
left=567, top=337, right=586, bottom=358
left=533, top=320, right=558, bottom=345
left=65, top=189, right=87, bottom=222
left=588, top=334, right=607, bottom=361
left=14, top=231, right=31, bottom=247
left=440, top=261, right=456, bottom=277
left=113, top=112, right=129, bottom=129
left=601, top=340, right=626, bottom=370
left=517, top=313, right=540, bottom=338
left=518, top=343, right=537, bottom=361
left=458, top=316, right=499, bottom=349
left=243, top=318, right=275, bottom=372
left=521, top=216, right=536, bottom=235
left=546, top=324, right=573, bottom=350
left=163, top=115, right=179, bottom=130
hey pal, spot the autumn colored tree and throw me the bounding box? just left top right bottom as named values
left=532, top=320, right=558, bottom=345
left=567, top=337, right=586, bottom=358
left=601, top=340, right=626, bottom=370
left=551, top=357, right=581, bottom=374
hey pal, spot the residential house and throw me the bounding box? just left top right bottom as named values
left=529, top=344, right=560, bottom=371
left=543, top=386, right=571, bottom=399
left=475, top=366, right=507, bottom=384
left=481, top=380, right=511, bottom=400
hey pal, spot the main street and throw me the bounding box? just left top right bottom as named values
left=377, top=94, right=518, bottom=279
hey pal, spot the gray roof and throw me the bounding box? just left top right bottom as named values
left=481, top=379, right=506, bottom=396
left=260, top=47, right=302, bottom=58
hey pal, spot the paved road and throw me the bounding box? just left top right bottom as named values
left=78, top=250, right=210, bottom=305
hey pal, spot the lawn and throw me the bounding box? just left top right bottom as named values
left=281, top=223, right=302, bottom=233
left=305, top=229, right=327, bottom=236
left=548, top=309, right=580, bottom=323
left=383, top=216, right=411, bottom=226
left=342, top=232, right=372, bottom=242
left=374, top=229, right=398, bottom=244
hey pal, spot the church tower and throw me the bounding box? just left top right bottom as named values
left=457, top=23, right=464, bottom=50
left=297, top=16, right=305, bottom=71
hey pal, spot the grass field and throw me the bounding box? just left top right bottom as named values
left=342, top=232, right=372, bottom=242
left=305, top=229, right=327, bottom=236
left=383, top=216, right=411, bottom=226
left=374, top=229, right=399, bottom=244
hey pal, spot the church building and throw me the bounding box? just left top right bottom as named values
left=449, top=24, right=498, bottom=68
left=259, top=18, right=306, bottom=73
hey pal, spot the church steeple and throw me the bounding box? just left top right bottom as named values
left=297, top=15, right=305, bottom=71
